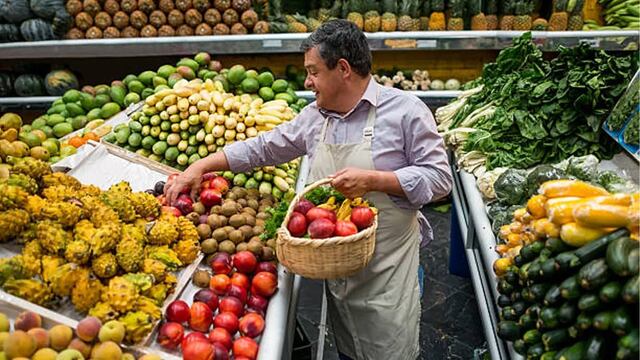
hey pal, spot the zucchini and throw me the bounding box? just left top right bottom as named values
left=497, top=320, right=520, bottom=341
left=628, top=247, right=639, bottom=275
left=530, top=283, right=551, bottom=302
left=593, top=310, right=614, bottom=331
left=521, top=241, right=545, bottom=261
left=524, top=329, right=542, bottom=345
left=606, top=236, right=638, bottom=277
left=554, top=252, right=579, bottom=273
left=522, top=288, right=535, bottom=302
left=559, top=341, right=586, bottom=360
left=501, top=306, right=519, bottom=321
left=515, top=254, right=526, bottom=267
left=617, top=328, right=639, bottom=359
left=578, top=258, right=610, bottom=291
left=546, top=237, right=571, bottom=254
left=542, top=328, right=569, bottom=351
left=557, top=302, right=577, bottom=325
left=498, top=294, right=512, bottom=307
left=519, top=313, right=537, bottom=330
left=544, top=284, right=563, bottom=306
left=539, top=307, right=560, bottom=329
left=520, top=262, right=532, bottom=281
left=577, top=293, right=601, bottom=312
left=540, top=351, right=557, bottom=360
left=540, top=258, right=558, bottom=280
left=512, top=301, right=528, bottom=317
left=514, top=338, right=528, bottom=355
left=584, top=335, right=606, bottom=360
left=527, top=342, right=545, bottom=359
left=528, top=261, right=543, bottom=281
left=599, top=280, right=623, bottom=303
left=611, top=306, right=633, bottom=336
left=526, top=304, right=542, bottom=317
left=511, top=290, right=524, bottom=303
left=575, top=312, right=592, bottom=331
left=498, top=279, right=515, bottom=295
left=567, top=325, right=582, bottom=339
left=505, top=269, right=520, bottom=285
left=622, top=275, right=639, bottom=304
left=572, top=228, right=629, bottom=267
left=560, top=275, right=581, bottom=300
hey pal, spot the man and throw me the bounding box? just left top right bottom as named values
left=165, top=19, right=452, bottom=360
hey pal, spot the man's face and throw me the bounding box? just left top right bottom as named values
left=303, top=47, right=343, bottom=110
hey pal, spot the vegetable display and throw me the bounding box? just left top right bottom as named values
left=436, top=33, right=637, bottom=177
left=622, top=111, right=639, bottom=148
left=493, top=179, right=639, bottom=359
left=583, top=0, right=640, bottom=30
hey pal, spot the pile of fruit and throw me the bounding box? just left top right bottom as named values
left=0, top=310, right=162, bottom=359
left=373, top=70, right=460, bottom=91
left=0, top=0, right=72, bottom=43
left=64, top=0, right=268, bottom=38
left=0, top=157, right=206, bottom=344
left=286, top=186, right=377, bottom=239
left=492, top=179, right=639, bottom=359
left=157, top=250, right=277, bottom=359
left=0, top=69, right=79, bottom=97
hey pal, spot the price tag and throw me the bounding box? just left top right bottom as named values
left=384, top=39, right=417, bottom=49
left=579, top=39, right=600, bottom=48
left=417, top=40, right=438, bottom=48
left=262, top=39, right=283, bottom=48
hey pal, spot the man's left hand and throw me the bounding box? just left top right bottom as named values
left=330, top=167, right=376, bottom=198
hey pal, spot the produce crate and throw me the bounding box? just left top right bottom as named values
left=603, top=71, right=640, bottom=160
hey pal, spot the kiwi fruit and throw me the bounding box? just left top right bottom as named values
left=247, top=189, right=259, bottom=198
left=256, top=212, right=270, bottom=220
left=247, top=240, right=263, bottom=256
left=228, top=230, right=244, bottom=244
left=237, top=198, right=248, bottom=208
left=235, top=203, right=243, bottom=212
left=197, top=224, right=212, bottom=239
left=219, top=216, right=228, bottom=226
left=243, top=207, right=256, bottom=216
left=192, top=269, right=211, bottom=287
left=207, top=214, right=222, bottom=229
left=252, top=225, right=264, bottom=236
left=186, top=212, right=200, bottom=226
left=229, top=214, right=246, bottom=228
left=193, top=202, right=206, bottom=215
left=219, top=240, right=236, bottom=254
left=249, top=236, right=262, bottom=243
left=201, top=238, right=218, bottom=254
left=262, top=246, right=275, bottom=261
left=226, top=192, right=237, bottom=201
left=212, top=228, right=227, bottom=241
left=258, top=205, right=270, bottom=213
left=256, top=219, right=265, bottom=227
left=266, top=239, right=276, bottom=249
left=221, top=202, right=238, bottom=217
left=247, top=199, right=259, bottom=210
left=210, top=205, right=222, bottom=214
left=239, top=225, right=253, bottom=240
left=236, top=242, right=248, bottom=252
left=244, top=213, right=256, bottom=226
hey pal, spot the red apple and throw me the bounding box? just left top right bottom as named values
left=157, top=322, right=184, bottom=349
left=350, top=206, right=375, bottom=230
left=161, top=206, right=182, bottom=217
left=189, top=302, right=213, bottom=332
left=210, top=252, right=233, bottom=275
left=334, top=220, right=358, bottom=236
left=219, top=296, right=244, bottom=317
left=247, top=294, right=269, bottom=313
left=256, top=262, right=277, bottom=275
left=306, top=207, right=337, bottom=223
left=202, top=172, right=217, bottom=182
left=239, top=313, right=265, bottom=338
left=210, top=274, right=231, bottom=296
left=176, top=194, right=194, bottom=215
left=251, top=271, right=278, bottom=298
left=231, top=272, right=250, bottom=290
left=233, top=251, right=257, bottom=274
left=287, top=212, right=307, bottom=237
left=212, top=342, right=230, bottom=360
left=293, top=199, right=315, bottom=215
left=208, top=327, right=233, bottom=350
left=201, top=180, right=211, bottom=190
left=233, top=337, right=259, bottom=360
left=165, top=300, right=190, bottom=324
left=227, top=284, right=248, bottom=304
left=193, top=288, right=219, bottom=312
left=211, top=176, right=229, bottom=194
left=182, top=332, right=208, bottom=349
left=200, top=188, right=222, bottom=207
left=308, top=218, right=335, bottom=239
left=214, top=312, right=239, bottom=335
left=182, top=338, right=214, bottom=360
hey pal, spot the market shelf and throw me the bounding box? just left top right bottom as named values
left=0, top=31, right=637, bottom=59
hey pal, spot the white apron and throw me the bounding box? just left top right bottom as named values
left=307, top=94, right=421, bottom=360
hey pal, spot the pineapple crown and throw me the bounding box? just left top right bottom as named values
left=430, top=0, right=444, bottom=12
left=468, top=0, right=483, bottom=15
left=485, top=0, right=498, bottom=15
left=499, top=0, right=514, bottom=15
left=567, top=0, right=585, bottom=14
left=398, top=0, right=413, bottom=16
left=382, top=0, right=398, bottom=13
left=514, top=0, right=532, bottom=16
left=553, top=0, right=568, bottom=12
left=365, top=0, right=380, bottom=12
left=422, top=0, right=431, bottom=15
left=329, top=0, right=343, bottom=16
left=449, top=0, right=465, bottom=17
left=269, top=0, right=283, bottom=18
left=350, top=0, right=366, bottom=12
left=411, top=0, right=421, bottom=17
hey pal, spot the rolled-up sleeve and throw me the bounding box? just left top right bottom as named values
left=223, top=108, right=312, bottom=172
left=393, top=101, right=453, bottom=207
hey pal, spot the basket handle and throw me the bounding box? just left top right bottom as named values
left=280, top=177, right=333, bottom=234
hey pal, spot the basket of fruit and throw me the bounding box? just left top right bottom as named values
left=276, top=178, right=378, bottom=279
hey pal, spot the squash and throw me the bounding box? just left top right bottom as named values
left=0, top=23, right=21, bottom=42
left=548, top=198, right=586, bottom=225
left=560, top=222, right=613, bottom=247
left=527, top=194, right=548, bottom=219
left=13, top=74, right=45, bottom=96
left=30, top=0, right=64, bottom=19
left=574, top=203, right=630, bottom=228
left=51, top=9, right=73, bottom=37
left=540, top=180, right=609, bottom=199
left=20, top=19, right=56, bottom=41
left=606, top=236, right=638, bottom=277
left=0, top=72, right=13, bottom=96
left=0, top=0, right=33, bottom=24
left=44, top=69, right=79, bottom=96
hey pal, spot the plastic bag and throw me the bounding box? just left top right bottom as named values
left=493, top=168, right=528, bottom=205
left=566, top=155, right=599, bottom=181
left=526, top=164, right=566, bottom=196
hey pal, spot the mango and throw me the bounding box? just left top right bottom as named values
left=0, top=113, right=22, bottom=130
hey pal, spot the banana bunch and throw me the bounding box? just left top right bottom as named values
left=318, top=197, right=379, bottom=221
left=584, top=0, right=640, bottom=30
left=246, top=100, right=296, bottom=133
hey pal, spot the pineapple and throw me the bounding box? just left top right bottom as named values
left=499, top=0, right=515, bottom=30
left=419, top=0, right=430, bottom=30
left=447, top=0, right=465, bottom=30
left=513, top=0, right=532, bottom=30
left=381, top=0, right=398, bottom=31
left=485, top=0, right=498, bottom=30
left=397, top=0, right=414, bottom=31
left=470, top=0, right=488, bottom=30
left=548, top=0, right=568, bottom=31
left=364, top=0, right=381, bottom=32
left=347, top=0, right=366, bottom=29
left=567, top=0, right=585, bottom=30
left=317, top=0, right=332, bottom=22
left=409, top=0, right=420, bottom=30
left=532, top=17, right=548, bottom=30
left=428, top=0, right=445, bottom=30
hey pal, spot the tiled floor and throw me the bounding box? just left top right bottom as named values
left=295, top=207, right=487, bottom=359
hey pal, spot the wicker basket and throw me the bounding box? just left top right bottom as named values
left=276, top=178, right=377, bottom=279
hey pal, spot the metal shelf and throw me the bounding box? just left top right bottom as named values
left=0, top=31, right=636, bottom=59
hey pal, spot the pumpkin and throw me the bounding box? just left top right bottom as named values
left=44, top=69, right=79, bottom=96
left=14, top=74, right=45, bottom=96
left=20, top=18, right=55, bottom=41
left=0, top=23, right=21, bottom=42
left=52, top=9, right=73, bottom=37
left=0, top=72, right=14, bottom=96
left=30, top=0, right=64, bottom=19
left=0, top=0, right=33, bottom=24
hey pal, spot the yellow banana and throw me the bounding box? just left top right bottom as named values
left=336, top=199, right=352, bottom=221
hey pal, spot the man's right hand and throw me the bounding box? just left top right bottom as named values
left=164, top=163, right=205, bottom=206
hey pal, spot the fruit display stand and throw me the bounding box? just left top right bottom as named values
left=450, top=152, right=639, bottom=360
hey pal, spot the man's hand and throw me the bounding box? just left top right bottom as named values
left=164, top=164, right=205, bottom=206
left=330, top=167, right=375, bottom=198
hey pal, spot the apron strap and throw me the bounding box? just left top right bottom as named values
left=319, top=114, right=331, bottom=143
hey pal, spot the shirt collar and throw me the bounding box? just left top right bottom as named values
left=319, top=77, right=378, bottom=119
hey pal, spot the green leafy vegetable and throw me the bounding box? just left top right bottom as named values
left=566, top=155, right=599, bottom=181
left=493, top=168, right=528, bottom=205
left=304, top=186, right=345, bottom=205
left=623, top=111, right=639, bottom=147
left=261, top=200, right=290, bottom=241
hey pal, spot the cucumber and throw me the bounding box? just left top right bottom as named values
left=560, top=275, right=581, bottom=300
left=611, top=306, right=633, bottom=336
left=521, top=241, right=545, bottom=261
left=584, top=335, right=606, bottom=360
left=577, top=293, right=601, bottom=312
left=546, top=237, right=571, bottom=254
left=544, top=284, right=563, bottom=306
left=557, top=302, right=577, bottom=325
left=540, top=258, right=558, bottom=280
left=542, top=328, right=569, bottom=351
left=578, top=258, right=610, bottom=291
left=622, top=275, right=639, bottom=304
left=519, top=313, right=537, bottom=331
left=498, top=294, right=512, bottom=307
left=527, top=342, right=545, bottom=359
left=606, top=236, right=638, bottom=277
left=497, top=320, right=520, bottom=341
left=539, top=307, right=560, bottom=329
left=513, top=338, right=528, bottom=355
left=524, top=329, right=542, bottom=345
left=530, top=283, right=551, bottom=302
left=572, top=229, right=629, bottom=267
left=575, top=312, right=592, bottom=331
left=628, top=247, right=639, bottom=275
left=593, top=310, right=614, bottom=330
left=600, top=280, right=623, bottom=303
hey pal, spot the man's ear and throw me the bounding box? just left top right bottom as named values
left=337, top=59, right=351, bottom=79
